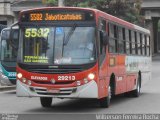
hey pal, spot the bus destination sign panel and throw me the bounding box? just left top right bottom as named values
left=20, top=10, right=94, bottom=22
left=30, top=13, right=83, bottom=21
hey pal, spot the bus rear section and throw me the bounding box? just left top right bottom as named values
left=0, top=27, right=19, bottom=85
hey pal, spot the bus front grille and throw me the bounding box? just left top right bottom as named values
left=27, top=68, right=83, bottom=74
left=32, top=80, right=74, bottom=85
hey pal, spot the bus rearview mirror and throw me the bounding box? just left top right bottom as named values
left=9, top=22, right=19, bottom=50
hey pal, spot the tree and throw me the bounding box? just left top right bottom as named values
left=44, top=0, right=144, bottom=26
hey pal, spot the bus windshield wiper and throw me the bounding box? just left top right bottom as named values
left=63, top=24, right=77, bottom=46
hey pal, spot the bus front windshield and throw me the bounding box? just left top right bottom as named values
left=1, top=29, right=19, bottom=64
left=22, top=26, right=96, bottom=65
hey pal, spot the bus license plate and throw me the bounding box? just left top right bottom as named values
left=48, top=89, right=60, bottom=93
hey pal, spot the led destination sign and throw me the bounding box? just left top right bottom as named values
left=20, top=10, right=95, bottom=22
left=30, top=13, right=83, bottom=21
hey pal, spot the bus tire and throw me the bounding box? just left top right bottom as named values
left=132, top=76, right=141, bottom=97
left=40, top=97, right=52, bottom=108
left=99, top=86, right=111, bottom=108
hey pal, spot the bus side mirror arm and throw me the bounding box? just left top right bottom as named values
left=9, top=22, right=18, bottom=39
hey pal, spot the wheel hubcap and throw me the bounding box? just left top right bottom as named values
left=137, top=82, right=140, bottom=93
left=108, top=86, right=111, bottom=100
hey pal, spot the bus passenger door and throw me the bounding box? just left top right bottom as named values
left=98, top=18, right=108, bottom=98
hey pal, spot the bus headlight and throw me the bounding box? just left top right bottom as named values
left=17, top=73, right=23, bottom=79
left=88, top=73, right=95, bottom=80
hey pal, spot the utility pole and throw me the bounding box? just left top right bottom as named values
left=58, top=0, right=65, bottom=7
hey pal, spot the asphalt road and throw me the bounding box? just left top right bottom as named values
left=0, top=57, right=160, bottom=119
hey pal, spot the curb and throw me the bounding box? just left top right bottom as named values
left=0, top=85, right=16, bottom=92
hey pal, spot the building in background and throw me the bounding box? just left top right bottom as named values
left=0, top=0, right=46, bottom=26
left=142, top=0, right=160, bottom=54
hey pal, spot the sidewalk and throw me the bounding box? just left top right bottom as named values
left=152, top=53, right=160, bottom=61
left=0, top=85, right=16, bottom=92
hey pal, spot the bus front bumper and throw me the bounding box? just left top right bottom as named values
left=16, top=80, right=98, bottom=99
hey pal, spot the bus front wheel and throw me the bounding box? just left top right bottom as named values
left=99, top=86, right=111, bottom=108
left=40, top=97, right=52, bottom=108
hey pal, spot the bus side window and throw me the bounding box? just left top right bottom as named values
left=142, top=34, right=145, bottom=56
left=140, top=33, right=143, bottom=55
left=149, top=36, right=151, bottom=56
left=109, top=23, right=117, bottom=53
left=144, top=35, right=147, bottom=56
left=129, top=30, right=132, bottom=54
left=146, top=35, right=150, bottom=56
left=99, top=18, right=106, bottom=65
left=122, top=28, right=126, bottom=53
left=137, top=33, right=141, bottom=55
left=131, top=31, right=136, bottom=55
left=135, top=32, right=138, bottom=55
left=125, top=29, right=130, bottom=54
left=99, top=19, right=106, bottom=54
left=118, top=27, right=125, bottom=54
left=114, top=25, right=118, bottom=53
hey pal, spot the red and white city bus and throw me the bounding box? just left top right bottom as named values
left=16, top=7, right=151, bottom=108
